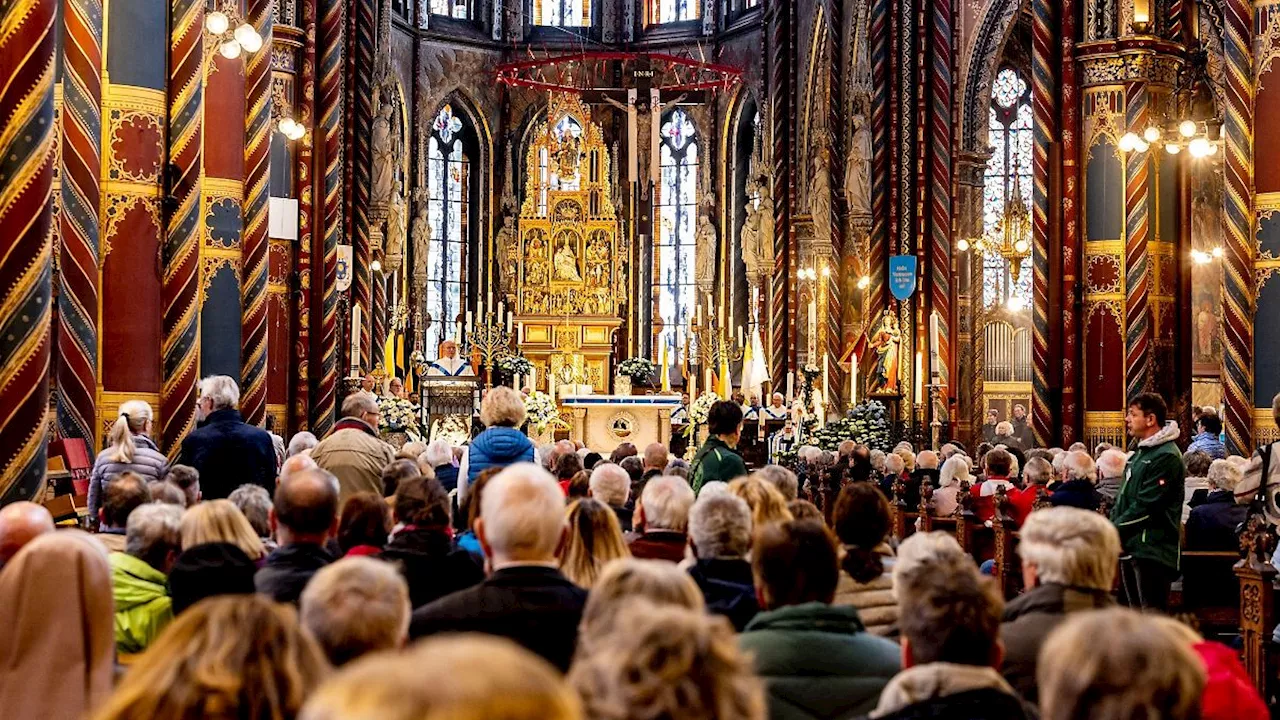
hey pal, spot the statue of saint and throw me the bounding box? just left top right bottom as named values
left=741, top=179, right=762, bottom=278
left=384, top=182, right=407, bottom=273
left=496, top=215, right=518, bottom=294
left=553, top=237, right=582, bottom=282
left=756, top=181, right=775, bottom=274
left=695, top=213, right=717, bottom=287
left=371, top=102, right=397, bottom=209
left=845, top=114, right=872, bottom=217
left=866, top=310, right=902, bottom=396
left=809, top=145, right=832, bottom=243
left=410, top=202, right=430, bottom=279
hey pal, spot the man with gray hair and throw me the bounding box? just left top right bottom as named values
left=109, top=502, right=184, bottom=653
left=630, top=475, right=696, bottom=563
left=1049, top=450, right=1102, bottom=512
left=755, top=464, right=799, bottom=501
left=588, top=462, right=633, bottom=531
left=409, top=463, right=586, bottom=672
left=177, top=374, right=277, bottom=499
left=1095, top=448, right=1127, bottom=504
left=311, top=391, right=396, bottom=502
left=686, top=492, right=758, bottom=630
left=287, top=431, right=319, bottom=458
left=999, top=507, right=1118, bottom=702
left=301, top=556, right=412, bottom=666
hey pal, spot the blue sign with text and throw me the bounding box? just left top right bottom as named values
left=888, top=255, right=917, bottom=301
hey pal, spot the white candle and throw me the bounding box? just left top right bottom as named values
left=736, top=325, right=743, bottom=348
left=517, top=321, right=524, bottom=340
left=823, top=355, right=829, bottom=409
left=704, top=368, right=713, bottom=397
left=498, top=301, right=505, bottom=321
left=850, top=353, right=858, bottom=407
left=466, top=310, right=473, bottom=331
left=914, top=351, right=923, bottom=404
left=487, top=289, right=494, bottom=315
left=696, top=303, right=703, bottom=327
left=506, top=313, right=513, bottom=335
left=929, top=311, right=941, bottom=378
left=549, top=371, right=557, bottom=400
left=350, top=306, right=362, bottom=373
left=808, top=298, right=817, bottom=358
left=786, top=371, right=795, bottom=401
left=529, top=365, right=537, bottom=391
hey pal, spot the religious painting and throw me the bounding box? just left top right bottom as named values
left=1190, top=156, right=1224, bottom=376
left=865, top=310, right=902, bottom=396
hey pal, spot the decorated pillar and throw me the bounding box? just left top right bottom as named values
left=349, top=0, right=374, bottom=371
left=1059, top=0, right=1081, bottom=445
left=240, top=0, right=275, bottom=425
left=162, top=0, right=205, bottom=453
left=294, top=0, right=318, bottom=432
left=312, top=0, right=344, bottom=435
left=765, top=0, right=794, bottom=387
left=1030, top=0, right=1056, bottom=446
left=955, top=153, right=987, bottom=443
left=56, top=0, right=104, bottom=448
left=0, top=0, right=55, bottom=499
left=1255, top=5, right=1280, bottom=447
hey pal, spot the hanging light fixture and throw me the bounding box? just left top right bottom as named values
left=204, top=2, right=263, bottom=60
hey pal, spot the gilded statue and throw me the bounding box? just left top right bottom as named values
left=371, top=102, right=397, bottom=210
left=866, top=310, right=902, bottom=396
left=695, top=213, right=717, bottom=287
left=553, top=236, right=582, bottom=282
left=845, top=114, right=872, bottom=217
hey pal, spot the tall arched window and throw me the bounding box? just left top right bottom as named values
left=428, top=0, right=469, bottom=19
left=654, top=108, right=699, bottom=359
left=424, top=104, right=471, bottom=359
left=651, top=0, right=697, bottom=23
left=534, top=0, right=589, bottom=26
left=982, top=66, right=1032, bottom=309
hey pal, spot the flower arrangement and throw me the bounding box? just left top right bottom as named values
left=524, top=390, right=560, bottom=433
left=688, top=391, right=722, bottom=426
left=801, top=364, right=821, bottom=382
left=807, top=400, right=892, bottom=452
left=497, top=354, right=534, bottom=377
left=617, top=357, right=658, bottom=385
left=378, top=395, right=422, bottom=441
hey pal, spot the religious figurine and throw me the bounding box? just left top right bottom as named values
left=371, top=102, right=397, bottom=209
left=866, top=310, right=902, bottom=395
left=809, top=145, right=833, bottom=243
left=740, top=179, right=762, bottom=277
left=495, top=215, right=518, bottom=295
left=695, top=213, right=717, bottom=287
left=756, top=181, right=775, bottom=271
left=425, top=339, right=473, bottom=377
left=845, top=114, right=872, bottom=217
left=384, top=181, right=407, bottom=273
left=411, top=202, right=431, bottom=280
left=553, top=236, right=582, bottom=282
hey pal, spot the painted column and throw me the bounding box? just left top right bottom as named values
left=0, top=0, right=55, bottom=500
left=294, top=0, right=318, bottom=432
left=1222, top=0, right=1254, bottom=453
left=162, top=0, right=204, bottom=453
left=1059, top=0, right=1081, bottom=445
left=56, top=0, right=104, bottom=448
left=313, top=0, right=344, bottom=435
left=350, top=0, right=374, bottom=371
left=955, top=154, right=988, bottom=443
left=1255, top=5, right=1280, bottom=446
left=765, top=0, right=794, bottom=387
left=927, top=0, right=953, bottom=422
left=240, top=0, right=274, bottom=425
left=1030, top=0, right=1056, bottom=445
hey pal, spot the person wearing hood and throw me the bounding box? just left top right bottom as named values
left=1111, top=392, right=1184, bottom=611
left=381, top=475, right=483, bottom=609
left=110, top=503, right=184, bottom=653
left=311, top=391, right=397, bottom=503
left=458, top=387, right=536, bottom=501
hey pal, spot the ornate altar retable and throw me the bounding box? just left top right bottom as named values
left=510, top=94, right=627, bottom=395
left=560, top=395, right=683, bottom=453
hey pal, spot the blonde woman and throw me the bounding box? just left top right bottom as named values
left=560, top=499, right=631, bottom=588
left=729, top=475, right=794, bottom=528
left=180, top=499, right=267, bottom=563
left=577, top=558, right=706, bottom=659
left=89, top=400, right=168, bottom=521
left=91, top=595, right=330, bottom=720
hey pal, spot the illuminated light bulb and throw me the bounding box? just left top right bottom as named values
left=1014, top=239, right=1029, bottom=254
left=234, top=23, right=257, bottom=46
left=857, top=275, right=870, bottom=290
left=1166, top=143, right=1181, bottom=155
left=1189, top=137, right=1210, bottom=157
left=240, top=27, right=263, bottom=52
left=1133, top=138, right=1149, bottom=153
left=206, top=10, right=229, bottom=34
left=820, top=266, right=831, bottom=278
left=1179, top=119, right=1197, bottom=138
left=1212, top=246, right=1224, bottom=258
left=1119, top=132, right=1138, bottom=152
left=1143, top=125, right=1161, bottom=143
left=1007, top=295, right=1025, bottom=312
left=957, top=237, right=970, bottom=252
left=1207, top=142, right=1218, bottom=156
left=278, top=117, right=297, bottom=137
left=219, top=39, right=242, bottom=59
left=370, top=259, right=382, bottom=272
left=288, top=123, right=306, bottom=140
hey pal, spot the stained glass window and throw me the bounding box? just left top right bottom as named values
left=982, top=67, right=1033, bottom=309
left=654, top=0, right=697, bottom=24
left=425, top=104, right=470, bottom=360
left=535, top=0, right=589, bottom=26
left=429, top=0, right=468, bottom=18
left=655, top=108, right=699, bottom=361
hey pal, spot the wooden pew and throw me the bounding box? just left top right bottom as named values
left=1233, top=513, right=1277, bottom=697
left=991, top=485, right=1022, bottom=600
left=888, top=476, right=919, bottom=542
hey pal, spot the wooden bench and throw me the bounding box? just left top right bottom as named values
left=888, top=476, right=920, bottom=542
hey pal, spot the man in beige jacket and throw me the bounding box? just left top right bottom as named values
left=311, top=392, right=396, bottom=502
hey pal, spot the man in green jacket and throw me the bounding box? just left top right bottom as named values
left=110, top=503, right=183, bottom=653
left=740, top=520, right=899, bottom=720
left=1110, top=392, right=1184, bottom=611
left=690, top=400, right=749, bottom=495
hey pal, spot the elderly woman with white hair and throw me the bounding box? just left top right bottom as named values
left=1095, top=448, right=1128, bottom=505
left=176, top=375, right=277, bottom=500
left=1185, top=458, right=1248, bottom=551
left=420, top=439, right=459, bottom=492
left=999, top=507, right=1120, bottom=702
left=1048, top=450, right=1101, bottom=512
left=931, top=454, right=972, bottom=517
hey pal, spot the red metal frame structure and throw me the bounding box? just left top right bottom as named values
left=494, top=51, right=742, bottom=94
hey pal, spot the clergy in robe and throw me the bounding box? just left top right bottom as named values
left=426, top=340, right=473, bottom=377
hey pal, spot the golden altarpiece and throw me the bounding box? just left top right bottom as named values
left=513, top=94, right=626, bottom=394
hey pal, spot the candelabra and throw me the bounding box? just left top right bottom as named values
left=464, top=307, right=514, bottom=388
left=688, top=319, right=744, bottom=369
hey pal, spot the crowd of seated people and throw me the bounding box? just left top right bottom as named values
left=0, top=380, right=1272, bottom=720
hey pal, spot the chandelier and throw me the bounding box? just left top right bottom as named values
left=1118, top=48, right=1221, bottom=159
left=957, top=171, right=1032, bottom=283
left=204, top=3, right=264, bottom=60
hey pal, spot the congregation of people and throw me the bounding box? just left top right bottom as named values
left=0, top=377, right=1273, bottom=719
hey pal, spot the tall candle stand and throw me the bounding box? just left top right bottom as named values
left=465, top=308, right=514, bottom=389
left=689, top=320, right=745, bottom=378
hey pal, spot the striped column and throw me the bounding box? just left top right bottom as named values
left=56, top=0, right=103, bottom=448
left=1030, top=0, right=1055, bottom=445
left=162, top=0, right=204, bottom=454
left=866, top=0, right=889, bottom=326
left=765, top=0, right=793, bottom=387
left=295, top=0, right=318, bottom=432
left=313, top=0, right=344, bottom=435
left=1123, top=81, right=1152, bottom=403
left=1059, top=0, right=1080, bottom=444
left=372, top=272, right=387, bottom=370
left=240, top=0, right=274, bottom=425
left=351, top=0, right=373, bottom=371
left=0, top=0, right=55, bottom=500
left=1222, top=0, right=1254, bottom=454
left=928, top=0, right=952, bottom=418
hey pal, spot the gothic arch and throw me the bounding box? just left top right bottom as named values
left=422, top=90, right=494, bottom=291
left=959, top=0, right=1029, bottom=153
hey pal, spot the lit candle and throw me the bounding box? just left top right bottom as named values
left=929, top=311, right=941, bottom=378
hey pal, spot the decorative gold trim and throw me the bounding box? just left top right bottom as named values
left=204, top=177, right=245, bottom=201
left=1256, top=191, right=1280, bottom=211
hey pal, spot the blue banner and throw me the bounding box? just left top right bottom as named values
left=888, top=255, right=917, bottom=301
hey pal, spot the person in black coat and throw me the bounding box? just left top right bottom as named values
left=255, top=468, right=338, bottom=604
left=381, top=475, right=484, bottom=609
left=686, top=493, right=759, bottom=631
left=1185, top=458, right=1248, bottom=552
left=410, top=464, right=586, bottom=673
left=177, top=376, right=278, bottom=499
